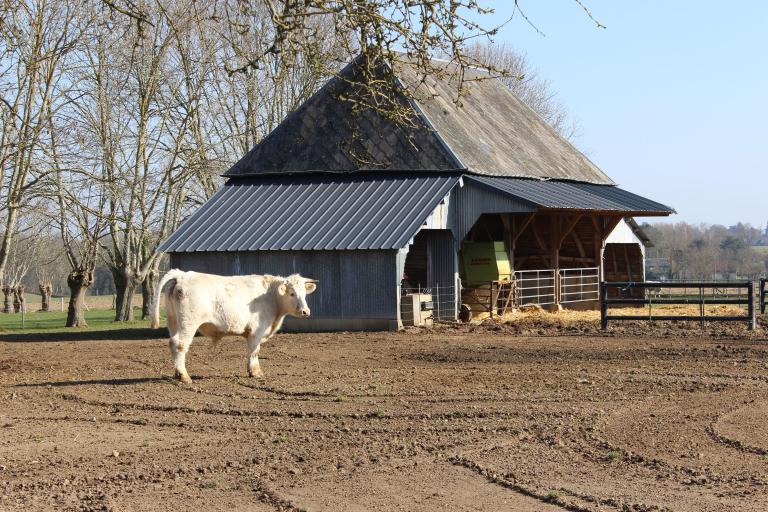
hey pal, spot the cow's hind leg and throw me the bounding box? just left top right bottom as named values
left=171, top=329, right=195, bottom=384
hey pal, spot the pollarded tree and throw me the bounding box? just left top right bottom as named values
left=0, top=225, right=47, bottom=313
left=49, top=146, right=107, bottom=327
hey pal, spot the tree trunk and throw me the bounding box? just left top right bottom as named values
left=2, top=286, right=11, bottom=313
left=114, top=270, right=138, bottom=321
left=67, top=269, right=92, bottom=327
left=15, top=285, right=24, bottom=313
left=141, top=270, right=158, bottom=320
left=12, top=287, right=21, bottom=313
left=0, top=207, right=19, bottom=289
left=39, top=281, right=52, bottom=312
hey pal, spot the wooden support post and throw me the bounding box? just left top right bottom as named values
left=552, top=215, right=561, bottom=305
left=597, top=216, right=623, bottom=283
left=570, top=230, right=586, bottom=259
left=531, top=216, right=551, bottom=267
left=500, top=214, right=513, bottom=275
left=592, top=216, right=603, bottom=280
left=558, top=215, right=582, bottom=247
left=512, top=213, right=536, bottom=244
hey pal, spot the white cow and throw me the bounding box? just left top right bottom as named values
left=151, top=269, right=317, bottom=383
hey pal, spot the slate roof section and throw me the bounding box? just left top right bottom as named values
left=398, top=60, right=614, bottom=184
left=466, top=175, right=674, bottom=214
left=158, top=173, right=460, bottom=252
left=224, top=60, right=460, bottom=177
left=224, top=55, right=614, bottom=184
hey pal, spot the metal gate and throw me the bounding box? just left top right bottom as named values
left=558, top=267, right=599, bottom=304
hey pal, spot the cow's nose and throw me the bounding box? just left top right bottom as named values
left=301, top=309, right=310, bottom=317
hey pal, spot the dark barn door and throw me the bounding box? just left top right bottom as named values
left=402, top=230, right=457, bottom=320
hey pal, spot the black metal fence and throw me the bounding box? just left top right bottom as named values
left=600, top=281, right=756, bottom=330
left=761, top=278, right=767, bottom=315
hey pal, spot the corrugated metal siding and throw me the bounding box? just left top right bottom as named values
left=449, top=180, right=535, bottom=244
left=466, top=175, right=674, bottom=213
left=160, top=173, right=460, bottom=252
left=170, top=250, right=399, bottom=320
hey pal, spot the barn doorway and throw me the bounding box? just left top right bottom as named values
left=603, top=242, right=644, bottom=299
left=401, top=229, right=458, bottom=321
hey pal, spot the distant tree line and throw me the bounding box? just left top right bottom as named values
left=642, top=221, right=768, bottom=280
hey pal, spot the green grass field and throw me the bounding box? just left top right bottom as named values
left=0, top=307, right=165, bottom=334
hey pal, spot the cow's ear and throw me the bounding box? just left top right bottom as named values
left=278, top=283, right=287, bottom=296
left=305, top=282, right=317, bottom=294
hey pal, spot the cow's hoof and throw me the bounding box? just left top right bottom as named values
left=248, top=369, right=264, bottom=379
left=175, top=370, right=193, bottom=384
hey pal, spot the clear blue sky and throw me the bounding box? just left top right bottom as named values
left=481, top=1, right=767, bottom=228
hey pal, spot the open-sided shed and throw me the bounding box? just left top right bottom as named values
left=159, top=56, right=673, bottom=330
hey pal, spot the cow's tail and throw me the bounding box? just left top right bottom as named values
left=151, top=269, right=184, bottom=329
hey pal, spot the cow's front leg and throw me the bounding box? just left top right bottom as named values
left=246, top=334, right=264, bottom=378
left=170, top=333, right=194, bottom=384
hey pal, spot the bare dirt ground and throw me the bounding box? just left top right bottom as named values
left=2, top=321, right=768, bottom=511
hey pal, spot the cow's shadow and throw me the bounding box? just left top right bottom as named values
left=14, top=376, right=181, bottom=387
left=0, top=328, right=166, bottom=343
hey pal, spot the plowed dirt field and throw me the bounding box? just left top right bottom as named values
left=2, top=325, right=768, bottom=511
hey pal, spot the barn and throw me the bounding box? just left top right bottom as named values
left=604, top=218, right=653, bottom=284
left=158, top=55, right=674, bottom=331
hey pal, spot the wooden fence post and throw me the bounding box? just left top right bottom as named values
left=600, top=282, right=608, bottom=330
left=489, top=280, right=494, bottom=318
left=748, top=281, right=755, bottom=331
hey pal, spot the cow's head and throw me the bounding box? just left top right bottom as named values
left=278, top=274, right=317, bottom=318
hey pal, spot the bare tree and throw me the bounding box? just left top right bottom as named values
left=0, top=0, right=82, bottom=285
left=1, top=228, right=45, bottom=312
left=465, top=43, right=580, bottom=142
left=49, top=139, right=107, bottom=327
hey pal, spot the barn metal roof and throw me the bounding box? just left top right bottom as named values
left=158, top=173, right=460, bottom=252
left=224, top=55, right=614, bottom=185
left=466, top=175, right=674, bottom=214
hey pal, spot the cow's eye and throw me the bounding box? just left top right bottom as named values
left=290, top=292, right=296, bottom=297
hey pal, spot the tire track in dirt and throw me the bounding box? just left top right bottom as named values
left=448, top=455, right=599, bottom=512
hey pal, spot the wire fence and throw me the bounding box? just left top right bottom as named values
left=0, top=294, right=141, bottom=314
left=401, top=285, right=458, bottom=322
